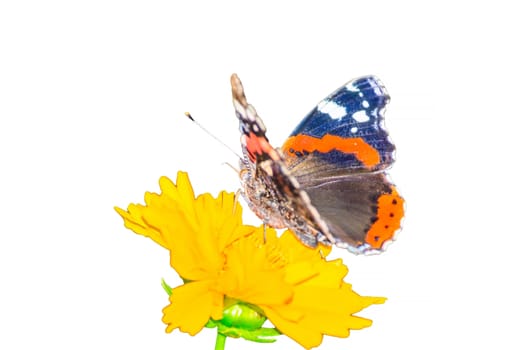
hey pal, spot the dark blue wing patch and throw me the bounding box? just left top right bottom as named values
left=282, top=76, right=395, bottom=174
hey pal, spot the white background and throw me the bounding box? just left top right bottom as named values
left=1, top=1, right=526, bottom=349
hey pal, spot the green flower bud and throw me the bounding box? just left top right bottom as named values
left=220, top=302, right=266, bottom=330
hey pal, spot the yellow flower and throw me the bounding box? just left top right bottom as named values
left=115, top=171, right=256, bottom=334
left=115, top=171, right=385, bottom=349
left=260, top=231, right=386, bottom=348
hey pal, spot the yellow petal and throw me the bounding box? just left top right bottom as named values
left=219, top=231, right=294, bottom=305
left=263, top=285, right=383, bottom=348
left=162, top=280, right=222, bottom=335
left=297, top=313, right=373, bottom=338
left=288, top=260, right=348, bottom=289
left=279, top=230, right=331, bottom=262
left=263, top=306, right=323, bottom=349
left=293, top=285, right=385, bottom=315
left=256, top=229, right=386, bottom=347
left=167, top=172, right=196, bottom=211
left=283, top=261, right=320, bottom=285
left=114, top=205, right=168, bottom=248
left=116, top=172, right=252, bottom=282
left=289, top=287, right=382, bottom=337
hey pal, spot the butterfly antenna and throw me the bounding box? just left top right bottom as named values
left=222, top=161, right=240, bottom=175
left=184, top=112, right=242, bottom=160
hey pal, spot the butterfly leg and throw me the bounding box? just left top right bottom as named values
left=316, top=231, right=333, bottom=246
left=233, top=189, right=242, bottom=214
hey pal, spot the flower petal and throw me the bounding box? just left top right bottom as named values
left=219, top=229, right=294, bottom=306
left=263, top=286, right=383, bottom=348
left=294, top=285, right=386, bottom=315
left=114, top=204, right=169, bottom=248
left=287, top=286, right=384, bottom=338
left=297, top=313, right=373, bottom=339
left=279, top=230, right=331, bottom=263
left=259, top=229, right=386, bottom=348
left=162, top=280, right=223, bottom=335
left=262, top=306, right=323, bottom=349
left=116, top=172, right=253, bottom=281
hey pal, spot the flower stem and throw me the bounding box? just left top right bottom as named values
left=214, top=331, right=226, bottom=350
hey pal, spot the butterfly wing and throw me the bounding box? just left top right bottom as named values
left=231, top=74, right=332, bottom=247
left=283, top=76, right=394, bottom=179
left=297, top=173, right=404, bottom=254
left=282, top=76, right=404, bottom=254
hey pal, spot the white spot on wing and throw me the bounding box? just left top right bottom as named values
left=351, top=126, right=358, bottom=133
left=317, top=100, right=347, bottom=120
left=345, top=82, right=359, bottom=92
left=362, top=100, right=369, bottom=108
left=246, top=106, right=257, bottom=121
left=352, top=110, right=369, bottom=123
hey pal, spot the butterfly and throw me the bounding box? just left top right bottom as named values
left=231, top=74, right=404, bottom=254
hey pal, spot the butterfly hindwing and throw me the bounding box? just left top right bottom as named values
left=300, top=173, right=404, bottom=254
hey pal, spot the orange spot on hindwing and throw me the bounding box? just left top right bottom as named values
left=282, top=134, right=380, bottom=167
left=365, top=187, right=404, bottom=249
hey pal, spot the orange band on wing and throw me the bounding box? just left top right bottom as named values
left=245, top=132, right=273, bottom=162
left=282, top=134, right=380, bottom=167
left=365, top=187, right=404, bottom=249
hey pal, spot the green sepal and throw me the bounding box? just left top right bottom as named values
left=205, top=319, right=218, bottom=328
left=217, top=323, right=281, bottom=343
left=161, top=278, right=172, bottom=296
